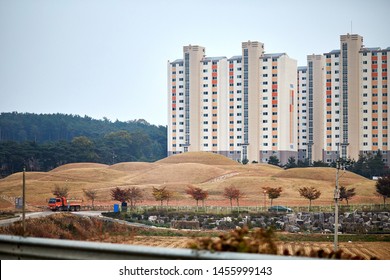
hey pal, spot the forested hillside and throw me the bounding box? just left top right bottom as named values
left=0, top=112, right=167, bottom=177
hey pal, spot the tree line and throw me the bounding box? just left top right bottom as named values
left=267, top=151, right=388, bottom=180
left=0, top=112, right=167, bottom=177
left=54, top=178, right=390, bottom=211
left=107, top=183, right=389, bottom=211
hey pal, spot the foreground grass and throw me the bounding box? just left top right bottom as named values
left=276, top=232, right=390, bottom=243
left=0, top=213, right=386, bottom=259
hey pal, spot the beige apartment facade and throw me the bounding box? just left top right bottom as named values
left=168, top=41, right=298, bottom=164
left=169, top=34, right=389, bottom=165
left=297, top=34, right=390, bottom=165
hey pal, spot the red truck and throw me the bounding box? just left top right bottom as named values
left=48, top=197, right=81, bottom=211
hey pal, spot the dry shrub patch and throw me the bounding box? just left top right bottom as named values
left=189, top=226, right=374, bottom=259
left=0, top=214, right=133, bottom=240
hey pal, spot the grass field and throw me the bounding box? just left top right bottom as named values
left=0, top=152, right=380, bottom=209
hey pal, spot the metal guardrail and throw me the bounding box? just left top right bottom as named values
left=0, top=234, right=305, bottom=260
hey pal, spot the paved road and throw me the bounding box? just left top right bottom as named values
left=0, top=210, right=156, bottom=229
left=0, top=211, right=57, bottom=227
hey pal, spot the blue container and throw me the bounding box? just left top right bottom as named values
left=113, top=204, right=119, bottom=212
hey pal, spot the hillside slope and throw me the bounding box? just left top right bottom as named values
left=0, top=153, right=377, bottom=209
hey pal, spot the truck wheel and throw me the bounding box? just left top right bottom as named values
left=76, top=206, right=80, bottom=211
left=70, top=206, right=74, bottom=211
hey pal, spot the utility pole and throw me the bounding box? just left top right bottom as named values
left=334, top=142, right=348, bottom=251
left=334, top=144, right=340, bottom=251
left=22, top=167, right=26, bottom=237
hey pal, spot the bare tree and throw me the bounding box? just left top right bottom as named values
left=263, top=187, right=282, bottom=207
left=298, top=186, right=321, bottom=211
left=339, top=186, right=356, bottom=205
left=127, top=186, right=143, bottom=209
left=83, top=189, right=98, bottom=209
left=52, top=185, right=69, bottom=197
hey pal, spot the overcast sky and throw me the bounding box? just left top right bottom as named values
left=1, top=0, right=389, bottom=126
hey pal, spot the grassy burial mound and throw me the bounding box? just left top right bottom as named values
left=157, top=151, right=240, bottom=165
left=0, top=152, right=378, bottom=208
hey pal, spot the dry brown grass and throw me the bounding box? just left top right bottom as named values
left=157, top=151, right=239, bottom=165
left=131, top=163, right=228, bottom=184
left=50, top=162, right=109, bottom=172
left=0, top=152, right=379, bottom=208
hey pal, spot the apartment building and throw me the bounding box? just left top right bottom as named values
left=297, top=34, right=390, bottom=165
left=359, top=46, right=390, bottom=163
left=297, top=66, right=308, bottom=162
left=167, top=42, right=297, bottom=164
left=169, top=34, right=389, bottom=165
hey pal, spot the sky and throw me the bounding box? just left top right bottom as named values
left=0, top=0, right=389, bottom=126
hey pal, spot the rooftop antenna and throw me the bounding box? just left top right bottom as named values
left=351, top=20, right=353, bottom=34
